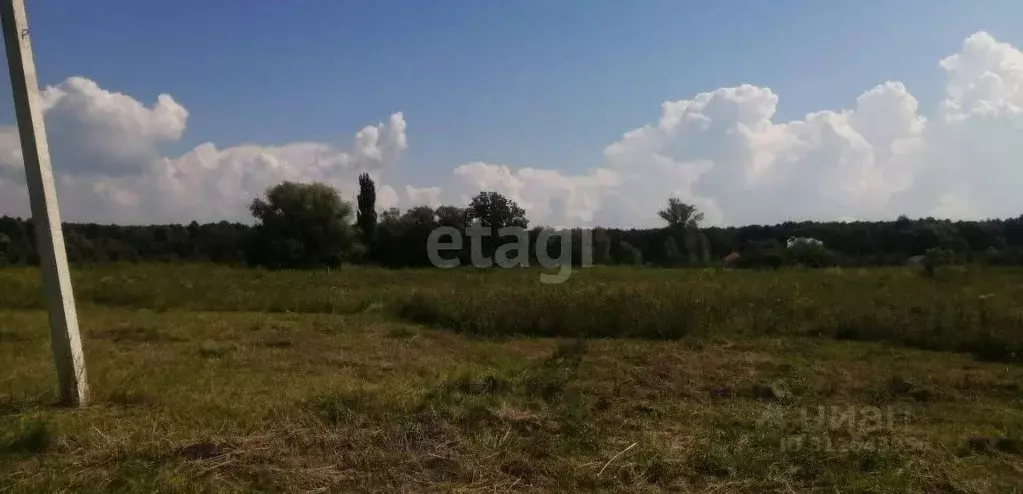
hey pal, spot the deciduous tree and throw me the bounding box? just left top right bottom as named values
left=246, top=181, right=361, bottom=269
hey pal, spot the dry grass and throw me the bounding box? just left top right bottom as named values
left=1, top=265, right=1022, bottom=492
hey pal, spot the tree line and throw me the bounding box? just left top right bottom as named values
left=3, top=175, right=1023, bottom=269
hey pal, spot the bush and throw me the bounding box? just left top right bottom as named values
left=922, top=247, right=955, bottom=277
left=785, top=243, right=839, bottom=268
left=737, top=240, right=785, bottom=269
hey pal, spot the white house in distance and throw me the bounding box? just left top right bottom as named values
left=787, top=236, right=823, bottom=248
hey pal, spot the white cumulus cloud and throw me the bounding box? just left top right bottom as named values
left=417, top=31, right=1023, bottom=227
left=1, top=31, right=1023, bottom=228
left=404, top=185, right=443, bottom=208
left=0, top=79, right=407, bottom=224
left=448, top=162, right=621, bottom=227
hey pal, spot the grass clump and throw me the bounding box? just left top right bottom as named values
left=196, top=340, right=233, bottom=358
left=1, top=418, right=52, bottom=454
left=90, top=322, right=185, bottom=343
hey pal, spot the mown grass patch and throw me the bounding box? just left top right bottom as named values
left=1, top=265, right=1023, bottom=491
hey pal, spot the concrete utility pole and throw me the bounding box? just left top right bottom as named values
left=1, top=0, right=88, bottom=407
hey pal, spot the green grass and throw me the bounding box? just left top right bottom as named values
left=1, top=264, right=1022, bottom=491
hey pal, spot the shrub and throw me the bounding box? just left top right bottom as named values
left=922, top=247, right=955, bottom=278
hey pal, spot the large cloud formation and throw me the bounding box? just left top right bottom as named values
left=0, top=77, right=407, bottom=224
left=434, top=31, right=1023, bottom=228
left=1, top=31, right=1021, bottom=227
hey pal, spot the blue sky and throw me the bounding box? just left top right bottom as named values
left=16, top=0, right=1021, bottom=175
left=2, top=1, right=1023, bottom=226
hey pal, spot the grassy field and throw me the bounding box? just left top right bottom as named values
left=1, top=264, right=1022, bottom=492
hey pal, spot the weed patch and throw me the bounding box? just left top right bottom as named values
left=91, top=322, right=185, bottom=343
left=1, top=418, right=51, bottom=454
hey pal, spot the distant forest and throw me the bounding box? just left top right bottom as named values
left=2, top=175, right=1023, bottom=270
